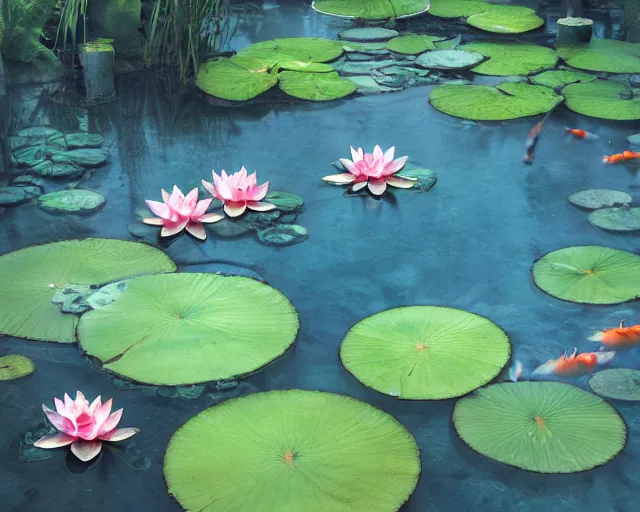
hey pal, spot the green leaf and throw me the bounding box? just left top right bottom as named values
left=265, top=191, right=304, bottom=212
left=386, top=34, right=448, bottom=55
left=531, top=246, right=640, bottom=304
left=568, top=189, right=632, bottom=210
left=453, top=382, right=627, bottom=473
left=466, top=5, right=544, bottom=34
left=415, top=49, right=485, bottom=70
left=312, top=0, right=429, bottom=20
left=428, top=0, right=492, bottom=18
left=164, top=390, right=420, bottom=511
left=0, top=355, right=35, bottom=381
left=459, top=42, right=558, bottom=76
left=588, top=207, right=640, bottom=232
left=38, top=189, right=107, bottom=215
left=530, top=69, right=596, bottom=89
left=340, top=306, right=511, bottom=400
left=557, top=39, right=640, bottom=74
left=278, top=71, right=357, bottom=101
left=590, top=369, right=640, bottom=401
left=339, top=27, right=399, bottom=42
left=196, top=59, right=278, bottom=101
left=563, top=80, right=640, bottom=120
left=235, top=38, right=344, bottom=68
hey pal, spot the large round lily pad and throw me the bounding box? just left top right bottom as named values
left=340, top=306, right=511, bottom=400
left=78, top=273, right=299, bottom=385
left=429, top=82, right=562, bottom=120
left=278, top=71, right=356, bottom=101
left=386, top=34, right=447, bottom=55
left=0, top=355, right=35, bottom=380
left=312, top=0, right=429, bottom=20
left=459, top=42, right=558, bottom=76
left=466, top=5, right=544, bottom=34
left=235, top=38, right=344, bottom=68
left=588, top=207, right=640, bottom=232
left=453, top=382, right=627, bottom=473
left=38, top=189, right=106, bottom=215
left=428, top=0, right=491, bottom=18
left=568, top=189, right=632, bottom=210
left=0, top=239, right=176, bottom=342
left=196, top=59, right=278, bottom=101
left=164, top=390, right=420, bottom=511
left=338, top=27, right=399, bottom=42
left=530, top=69, right=596, bottom=89
left=590, top=369, right=640, bottom=401
left=557, top=39, right=640, bottom=74
left=531, top=246, right=640, bottom=304
left=415, top=49, right=485, bottom=70
left=563, top=80, right=640, bottom=121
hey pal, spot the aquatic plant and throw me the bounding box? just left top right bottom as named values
left=590, top=369, right=640, bottom=401
left=55, top=0, right=88, bottom=49
left=458, top=42, right=558, bottom=76
left=143, top=185, right=223, bottom=239
left=311, top=0, right=429, bottom=20
left=0, top=355, right=35, bottom=381
left=202, top=167, right=275, bottom=217
left=277, top=71, right=356, bottom=101
left=323, top=145, right=414, bottom=196
left=563, top=80, right=640, bottom=121
left=557, top=39, right=640, bottom=74
left=530, top=69, right=596, bottom=89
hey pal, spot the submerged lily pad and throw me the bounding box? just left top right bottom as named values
left=428, top=0, right=491, bottom=18
left=0, top=186, right=40, bottom=206
left=396, top=168, right=438, bottom=191
left=466, top=5, right=544, bottom=34
left=0, top=239, right=176, bottom=342
left=257, top=224, right=309, bottom=246
left=196, top=59, right=278, bottom=101
left=429, top=82, right=562, bottom=120
left=557, top=39, right=640, bottom=74
left=38, top=189, right=106, bottom=215
left=588, top=207, right=640, bottom=232
left=563, top=80, right=640, bottom=121
left=453, top=382, right=626, bottom=473
left=434, top=35, right=463, bottom=50
left=568, top=189, right=632, bottom=210
left=530, top=69, right=596, bottom=89
left=164, top=390, right=420, bottom=511
left=340, top=306, right=510, bottom=400
left=590, top=369, right=640, bottom=401
left=334, top=59, right=398, bottom=75
left=531, top=246, right=640, bottom=304
left=265, top=191, right=304, bottom=212
left=0, top=355, right=35, bottom=380
left=313, top=0, right=429, bottom=20
left=415, top=49, right=484, bottom=70
left=78, top=273, right=299, bottom=385
left=278, top=71, right=356, bottom=101
left=386, top=35, right=447, bottom=55
left=459, top=42, right=558, bottom=76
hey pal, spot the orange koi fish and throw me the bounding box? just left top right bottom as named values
left=565, top=128, right=598, bottom=140
left=589, top=320, right=640, bottom=348
left=532, top=348, right=615, bottom=378
left=523, top=118, right=545, bottom=165
left=603, top=150, right=640, bottom=164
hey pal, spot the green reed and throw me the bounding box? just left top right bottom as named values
left=55, top=0, right=88, bottom=49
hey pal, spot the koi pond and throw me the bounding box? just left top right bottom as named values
left=1, top=0, right=640, bottom=511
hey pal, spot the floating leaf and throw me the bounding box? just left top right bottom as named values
left=340, top=306, right=510, bottom=400
left=264, top=191, right=304, bottom=212
left=338, top=27, right=399, bottom=42
left=196, top=59, right=278, bottom=101
left=386, top=34, right=447, bottom=55
left=0, top=186, right=41, bottom=206
left=568, top=189, right=632, bottom=210
left=235, top=38, right=344, bottom=70
left=257, top=224, right=309, bottom=246
left=0, top=239, right=176, bottom=342
left=278, top=71, right=356, bottom=101
left=530, top=69, right=596, bottom=89
left=313, top=0, right=429, bottom=20
left=38, top=189, right=106, bottom=215
left=453, top=382, right=626, bottom=473
left=78, top=273, right=299, bottom=385
left=164, top=390, right=420, bottom=511
left=588, top=207, right=640, bottom=232
left=415, top=49, right=484, bottom=70
left=563, top=80, right=640, bottom=121
left=396, top=168, right=438, bottom=191
left=466, top=5, right=544, bottom=34
left=459, top=42, right=558, bottom=76
left=64, top=133, right=105, bottom=149
left=531, top=246, right=640, bottom=304
left=0, top=355, right=35, bottom=380
left=557, top=39, right=640, bottom=74
left=342, top=42, right=387, bottom=53
left=429, top=82, right=562, bottom=120
left=434, top=35, right=463, bottom=50
left=590, top=369, right=640, bottom=401
left=428, top=0, right=491, bottom=18
left=55, top=148, right=109, bottom=167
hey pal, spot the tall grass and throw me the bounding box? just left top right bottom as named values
left=55, top=0, right=88, bottom=49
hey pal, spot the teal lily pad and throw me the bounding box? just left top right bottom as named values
left=38, top=189, right=107, bottom=215
left=0, top=355, right=35, bottom=381
left=428, top=0, right=492, bottom=18
left=196, top=59, right=278, bottom=101
left=466, top=5, right=544, bottom=34
left=338, top=28, right=399, bottom=42
left=257, top=224, right=309, bottom=246
left=568, top=189, right=632, bottom=210
left=415, top=49, right=485, bottom=70
left=386, top=34, right=448, bottom=55
left=429, top=82, right=562, bottom=120
left=563, top=80, right=640, bottom=120
left=265, top=191, right=304, bottom=212
left=557, top=39, right=640, bottom=74
left=396, top=168, right=438, bottom=191
left=590, top=369, right=640, bottom=401
left=64, top=133, right=106, bottom=149
left=312, top=0, right=430, bottom=20
left=56, top=149, right=109, bottom=167
left=0, top=186, right=41, bottom=206
left=278, top=71, right=356, bottom=101
left=459, top=42, right=558, bottom=76
left=530, top=70, right=596, bottom=89
left=588, top=207, right=640, bottom=232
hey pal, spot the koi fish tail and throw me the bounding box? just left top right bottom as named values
left=584, top=132, right=599, bottom=140
left=588, top=331, right=605, bottom=342
left=532, top=360, right=557, bottom=376
left=509, top=360, right=523, bottom=382
left=595, top=351, right=616, bottom=365
left=564, top=128, right=572, bottom=135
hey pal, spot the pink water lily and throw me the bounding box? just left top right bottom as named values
left=323, top=145, right=415, bottom=196
left=34, top=391, right=139, bottom=462
left=202, top=167, right=276, bottom=217
left=143, top=185, right=223, bottom=240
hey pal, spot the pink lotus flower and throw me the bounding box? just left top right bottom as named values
left=202, top=167, right=276, bottom=217
left=323, top=145, right=415, bottom=196
left=34, top=391, right=139, bottom=462
left=143, top=185, right=223, bottom=240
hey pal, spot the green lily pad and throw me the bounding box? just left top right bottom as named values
left=531, top=246, right=640, bottom=304
left=196, top=59, right=278, bottom=101
left=589, top=369, right=640, bottom=401
left=265, top=191, right=304, bottom=212
left=278, top=71, right=357, bottom=101
left=434, top=35, right=463, bottom=50
left=453, top=382, right=627, bottom=473
left=568, top=189, right=632, bottom=210
left=257, top=224, right=309, bottom=246
left=429, top=82, right=562, bottom=120
left=235, top=38, right=344, bottom=67
left=557, top=39, right=640, bottom=74
left=396, top=168, right=438, bottom=191
left=313, top=0, right=429, bottom=20
left=428, top=0, right=491, bottom=18
left=339, top=28, right=399, bottom=42
left=31, top=161, right=85, bottom=179
left=563, top=80, right=640, bottom=120
left=415, top=49, right=485, bottom=70
left=0, top=186, right=40, bottom=206
left=346, top=75, right=403, bottom=94
left=342, top=42, right=387, bottom=53
left=164, top=390, right=420, bottom=511
left=0, top=355, right=35, bottom=381
left=0, top=239, right=176, bottom=342
left=56, top=148, right=109, bottom=167
left=588, top=207, right=640, bottom=232
left=530, top=69, right=596, bottom=89
left=459, top=42, right=558, bottom=76
left=340, top=306, right=510, bottom=400
left=386, top=34, right=447, bottom=55
left=466, top=6, right=544, bottom=34
left=77, top=273, right=299, bottom=385
left=334, top=59, right=398, bottom=75
left=38, top=189, right=107, bottom=215
left=64, top=133, right=105, bottom=149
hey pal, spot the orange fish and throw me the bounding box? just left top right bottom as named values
left=532, top=348, right=615, bottom=377
left=603, top=150, right=640, bottom=164
left=523, top=118, right=545, bottom=164
left=565, top=128, right=598, bottom=140
left=589, top=320, right=640, bottom=348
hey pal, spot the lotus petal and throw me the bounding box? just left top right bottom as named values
left=383, top=146, right=395, bottom=164
left=161, top=189, right=170, bottom=203
left=34, top=432, right=77, bottom=449
left=383, top=156, right=408, bottom=176
left=145, top=200, right=171, bottom=219
left=43, top=405, right=74, bottom=433
left=193, top=198, right=213, bottom=218
left=89, top=396, right=102, bottom=414
left=202, top=179, right=216, bottom=198
left=350, top=146, right=363, bottom=162
left=373, top=145, right=384, bottom=160
left=368, top=179, right=387, bottom=196
left=100, top=427, right=139, bottom=442
left=352, top=181, right=368, bottom=192
left=252, top=182, right=270, bottom=201
left=168, top=186, right=185, bottom=210
left=247, top=201, right=276, bottom=212
left=71, top=440, right=103, bottom=462
left=161, top=219, right=188, bottom=237
left=98, top=408, right=123, bottom=437
left=199, top=213, right=224, bottom=223
left=224, top=202, right=248, bottom=217
left=386, top=176, right=416, bottom=188
left=142, top=217, right=164, bottom=226
left=186, top=223, right=207, bottom=240
left=339, top=158, right=358, bottom=175
left=323, top=173, right=356, bottom=184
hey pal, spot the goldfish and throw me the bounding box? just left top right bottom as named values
left=532, top=348, right=615, bottom=378
left=603, top=150, right=640, bottom=164
left=589, top=320, right=640, bottom=348
left=565, top=128, right=598, bottom=140
left=508, top=360, right=523, bottom=382
left=523, top=118, right=545, bottom=164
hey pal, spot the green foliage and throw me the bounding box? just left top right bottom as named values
left=56, top=0, right=88, bottom=49
left=4, top=0, right=58, bottom=62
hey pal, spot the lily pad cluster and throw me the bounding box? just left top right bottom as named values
left=312, top=0, right=429, bottom=20
left=563, top=80, right=640, bottom=121
left=568, top=189, right=639, bottom=232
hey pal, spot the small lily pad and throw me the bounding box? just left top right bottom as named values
left=338, top=28, right=399, bottom=42
left=588, top=207, right=640, bottom=232
left=428, top=0, right=491, bottom=18
left=257, top=224, right=308, bottom=246
left=334, top=59, right=398, bottom=75
left=196, top=59, right=278, bottom=102
left=265, top=191, right=304, bottom=212
left=568, top=189, right=632, bottom=210
left=65, top=133, right=105, bottom=149
left=415, top=50, right=485, bottom=70
left=0, top=355, right=35, bottom=380
left=466, top=5, right=544, bottom=34
left=386, top=35, right=447, bottom=55
left=57, top=148, right=109, bottom=167
left=342, top=42, right=387, bottom=53
left=18, top=127, right=62, bottom=138
left=0, top=186, right=40, bottom=206
left=208, top=219, right=254, bottom=238
left=346, top=75, right=403, bottom=94
left=590, top=369, right=640, bottom=401
left=38, top=189, right=107, bottom=215
left=31, top=161, right=85, bottom=179
left=396, top=168, right=438, bottom=191
left=563, top=80, right=640, bottom=120
left=557, top=39, right=640, bottom=74
left=278, top=71, right=356, bottom=101
left=530, top=70, right=596, bottom=89
left=434, top=35, right=463, bottom=50
left=459, top=42, right=558, bottom=76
